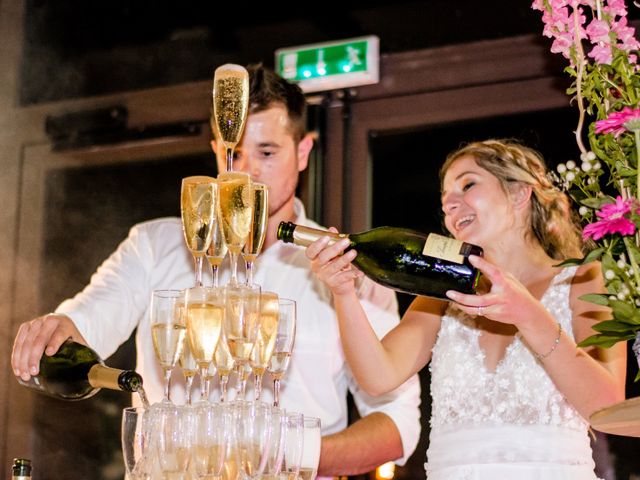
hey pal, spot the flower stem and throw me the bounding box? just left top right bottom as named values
left=624, top=236, right=640, bottom=288
left=634, top=128, right=640, bottom=202
left=573, top=11, right=588, bottom=156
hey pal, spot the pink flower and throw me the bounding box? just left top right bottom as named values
left=595, top=107, right=640, bottom=136
left=586, top=19, right=611, bottom=43
left=604, top=0, right=628, bottom=17
left=588, top=43, right=614, bottom=64
left=583, top=196, right=638, bottom=240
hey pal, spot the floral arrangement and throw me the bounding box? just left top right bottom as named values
left=531, top=0, right=640, bottom=358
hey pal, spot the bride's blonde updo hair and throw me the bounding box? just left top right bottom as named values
left=439, top=139, right=583, bottom=260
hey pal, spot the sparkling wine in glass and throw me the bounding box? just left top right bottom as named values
left=250, top=291, right=279, bottom=401
left=185, top=286, right=225, bottom=403
left=267, top=298, right=296, bottom=407
left=212, top=64, right=250, bottom=172
left=206, top=212, right=228, bottom=288
left=242, top=182, right=269, bottom=286
left=150, top=289, right=187, bottom=404
left=223, top=284, right=261, bottom=400
left=181, top=176, right=217, bottom=287
left=217, top=171, right=253, bottom=285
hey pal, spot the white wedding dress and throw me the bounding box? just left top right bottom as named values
left=425, top=266, right=600, bottom=480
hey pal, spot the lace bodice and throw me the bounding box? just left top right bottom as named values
left=429, top=266, right=587, bottom=433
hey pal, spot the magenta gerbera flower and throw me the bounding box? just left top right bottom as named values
left=595, top=107, right=640, bottom=137
left=583, top=196, right=638, bottom=240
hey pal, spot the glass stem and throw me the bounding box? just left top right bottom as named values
left=200, top=366, right=210, bottom=402
left=254, top=372, right=263, bottom=401
left=220, top=374, right=229, bottom=403
left=163, top=368, right=172, bottom=403
left=226, top=147, right=233, bottom=172
left=212, top=264, right=219, bottom=288
left=245, top=260, right=254, bottom=285
left=194, top=255, right=205, bottom=287
left=237, top=364, right=249, bottom=399
left=273, top=378, right=281, bottom=407
left=185, top=375, right=194, bottom=405
left=229, top=252, right=240, bottom=285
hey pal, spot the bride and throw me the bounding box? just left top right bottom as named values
left=305, top=139, right=626, bottom=479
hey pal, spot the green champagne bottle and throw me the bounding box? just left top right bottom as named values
left=17, top=340, right=143, bottom=401
left=277, top=222, right=482, bottom=300
left=11, top=458, right=31, bottom=480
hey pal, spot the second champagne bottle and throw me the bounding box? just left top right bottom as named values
left=277, top=222, right=483, bottom=300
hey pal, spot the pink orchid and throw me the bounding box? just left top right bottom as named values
left=583, top=196, right=638, bottom=241
left=595, top=107, right=640, bottom=136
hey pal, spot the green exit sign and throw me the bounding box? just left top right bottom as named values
left=275, top=36, right=379, bottom=93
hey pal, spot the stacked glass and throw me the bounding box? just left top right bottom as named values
left=124, top=64, right=320, bottom=480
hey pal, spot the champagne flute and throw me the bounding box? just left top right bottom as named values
left=157, top=405, right=192, bottom=479
left=213, top=333, right=235, bottom=403
left=223, top=284, right=261, bottom=400
left=178, top=340, right=198, bottom=405
left=206, top=212, right=228, bottom=288
left=150, top=289, right=187, bottom=404
left=300, top=417, right=321, bottom=480
left=122, top=407, right=156, bottom=480
left=192, top=403, right=231, bottom=480
left=185, top=286, right=225, bottom=404
left=282, top=412, right=305, bottom=480
left=267, top=299, right=296, bottom=408
left=233, top=401, right=273, bottom=480
left=242, top=183, right=269, bottom=285
left=249, top=292, right=279, bottom=401
left=217, top=171, right=253, bottom=285
left=212, top=64, right=250, bottom=172
left=181, top=176, right=217, bottom=287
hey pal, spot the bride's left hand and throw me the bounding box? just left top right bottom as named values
left=445, top=255, right=545, bottom=327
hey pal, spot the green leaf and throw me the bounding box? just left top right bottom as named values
left=578, top=333, right=636, bottom=348
left=611, top=299, right=636, bottom=322
left=592, top=320, right=636, bottom=333
left=579, top=197, right=614, bottom=209
left=578, top=293, right=610, bottom=306
left=555, top=248, right=604, bottom=268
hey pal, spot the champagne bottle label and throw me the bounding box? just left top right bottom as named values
left=423, top=233, right=464, bottom=264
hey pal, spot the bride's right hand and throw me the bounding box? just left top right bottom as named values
left=306, top=227, right=363, bottom=297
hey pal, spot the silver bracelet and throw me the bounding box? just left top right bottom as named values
left=534, top=322, right=562, bottom=360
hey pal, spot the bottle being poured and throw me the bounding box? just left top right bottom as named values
left=17, top=339, right=147, bottom=406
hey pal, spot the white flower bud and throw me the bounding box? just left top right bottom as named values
left=587, top=178, right=595, bottom=185
left=605, top=270, right=616, bottom=280
left=594, top=161, right=601, bottom=170
left=618, top=259, right=627, bottom=269
left=566, top=160, right=576, bottom=169
left=586, top=151, right=596, bottom=160
left=566, top=172, right=576, bottom=181
left=629, top=268, right=635, bottom=277
left=581, top=162, right=592, bottom=172
left=557, top=164, right=567, bottom=174
left=623, top=285, right=630, bottom=294
left=579, top=206, right=589, bottom=216
left=618, top=291, right=627, bottom=300
left=580, top=152, right=589, bottom=162
left=610, top=295, right=617, bottom=300
left=636, top=299, right=640, bottom=306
